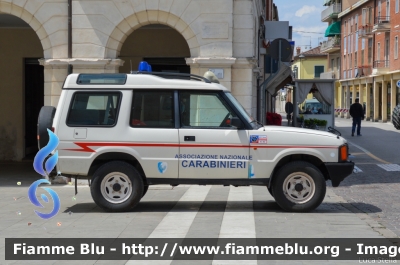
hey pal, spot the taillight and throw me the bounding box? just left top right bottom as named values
left=339, top=144, right=348, bottom=161
left=51, top=127, right=55, bottom=133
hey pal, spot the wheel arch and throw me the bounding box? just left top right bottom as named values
left=268, top=154, right=329, bottom=188
left=88, top=152, right=147, bottom=184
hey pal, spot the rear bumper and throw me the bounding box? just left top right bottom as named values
left=324, top=161, right=355, bottom=187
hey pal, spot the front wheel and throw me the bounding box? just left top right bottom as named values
left=272, top=161, right=326, bottom=212
left=91, top=161, right=144, bottom=212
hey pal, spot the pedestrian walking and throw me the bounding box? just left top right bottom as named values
left=285, top=101, right=293, bottom=126
left=349, top=98, right=364, bottom=136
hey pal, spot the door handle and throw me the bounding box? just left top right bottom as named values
left=184, top=136, right=195, bottom=141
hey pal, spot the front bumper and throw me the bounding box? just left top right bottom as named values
left=324, top=161, right=355, bottom=187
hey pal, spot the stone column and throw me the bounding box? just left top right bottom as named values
left=351, top=84, right=356, bottom=104
left=373, top=80, right=379, bottom=122
left=365, top=83, right=371, bottom=120
left=39, top=59, right=69, bottom=107
left=346, top=85, right=350, bottom=119
left=359, top=80, right=364, bottom=105
left=381, top=80, right=388, bottom=122
left=340, top=85, right=345, bottom=118
left=39, top=59, right=124, bottom=107
left=391, top=78, right=396, bottom=121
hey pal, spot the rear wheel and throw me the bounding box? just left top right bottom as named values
left=272, top=161, right=326, bottom=212
left=142, top=185, right=149, bottom=198
left=91, top=161, right=144, bottom=212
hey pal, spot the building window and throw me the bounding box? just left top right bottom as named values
left=314, top=66, right=324, bottom=78
left=395, top=36, right=399, bottom=59
left=331, top=58, right=335, bottom=70
left=362, top=8, right=367, bottom=25
left=343, top=55, right=346, bottom=70
left=387, top=0, right=390, bottom=16
left=355, top=52, right=358, bottom=69
left=348, top=35, right=351, bottom=53
left=377, top=42, right=381, bottom=61
left=378, top=0, right=382, bottom=17
left=344, top=36, right=347, bottom=54
left=368, top=38, right=373, bottom=64
left=361, top=49, right=365, bottom=65
left=344, top=70, right=347, bottom=79
left=350, top=54, right=352, bottom=69
left=396, top=0, right=399, bottom=13
left=337, top=57, right=340, bottom=75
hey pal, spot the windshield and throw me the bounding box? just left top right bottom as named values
left=225, top=92, right=258, bottom=127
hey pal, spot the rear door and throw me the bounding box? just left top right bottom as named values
left=177, top=91, right=250, bottom=179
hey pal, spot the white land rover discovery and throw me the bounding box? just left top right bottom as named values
left=37, top=67, right=354, bottom=213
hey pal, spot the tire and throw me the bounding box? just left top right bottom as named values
left=90, top=161, right=144, bottom=212
left=272, top=161, right=326, bottom=212
left=267, top=186, right=274, bottom=197
left=142, top=185, right=149, bottom=198
left=37, top=106, right=56, bottom=149
left=393, top=104, right=400, bottom=130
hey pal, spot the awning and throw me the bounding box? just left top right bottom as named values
left=265, top=62, right=293, bottom=95
left=324, top=21, right=341, bottom=37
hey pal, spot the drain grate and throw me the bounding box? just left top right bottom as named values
left=377, top=164, right=400, bottom=171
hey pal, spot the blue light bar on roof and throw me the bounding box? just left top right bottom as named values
left=138, top=61, right=152, bottom=72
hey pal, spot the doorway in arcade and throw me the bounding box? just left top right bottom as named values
left=0, top=14, right=44, bottom=161
left=118, top=24, right=190, bottom=74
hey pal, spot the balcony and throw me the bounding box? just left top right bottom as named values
left=372, top=16, right=390, bottom=32
left=320, top=70, right=339, bottom=79
left=321, top=4, right=341, bottom=22
left=320, top=37, right=341, bottom=53
left=358, top=25, right=373, bottom=38
left=372, top=60, right=390, bottom=74
left=356, top=65, right=372, bottom=77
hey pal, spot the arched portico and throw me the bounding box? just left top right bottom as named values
left=106, top=10, right=200, bottom=59
left=0, top=1, right=64, bottom=59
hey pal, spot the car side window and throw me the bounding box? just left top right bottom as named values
left=130, top=91, right=174, bottom=128
left=179, top=91, right=237, bottom=128
left=66, top=92, right=121, bottom=127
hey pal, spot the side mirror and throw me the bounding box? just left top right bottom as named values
left=231, top=117, right=244, bottom=129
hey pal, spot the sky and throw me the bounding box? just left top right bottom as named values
left=273, top=0, right=328, bottom=52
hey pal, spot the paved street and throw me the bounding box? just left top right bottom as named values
left=0, top=118, right=399, bottom=264
left=333, top=117, right=400, bottom=237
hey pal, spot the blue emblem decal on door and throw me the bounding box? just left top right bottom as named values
left=158, top=162, right=168, bottom=174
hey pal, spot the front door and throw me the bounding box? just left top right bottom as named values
left=178, top=91, right=250, bottom=179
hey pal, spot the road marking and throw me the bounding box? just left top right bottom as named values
left=148, top=185, right=211, bottom=238
left=377, top=164, right=400, bottom=171
left=214, top=187, right=257, bottom=265
left=126, top=185, right=211, bottom=265
left=353, top=166, right=363, bottom=173
left=347, top=140, right=390, bottom=164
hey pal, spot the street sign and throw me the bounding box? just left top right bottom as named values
left=397, top=80, right=400, bottom=88
left=209, top=68, right=224, bottom=79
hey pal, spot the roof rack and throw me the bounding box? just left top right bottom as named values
left=130, top=71, right=211, bottom=84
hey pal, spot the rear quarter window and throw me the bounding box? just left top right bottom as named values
left=66, top=92, right=122, bottom=127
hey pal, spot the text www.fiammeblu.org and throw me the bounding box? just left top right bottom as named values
left=121, top=243, right=400, bottom=258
